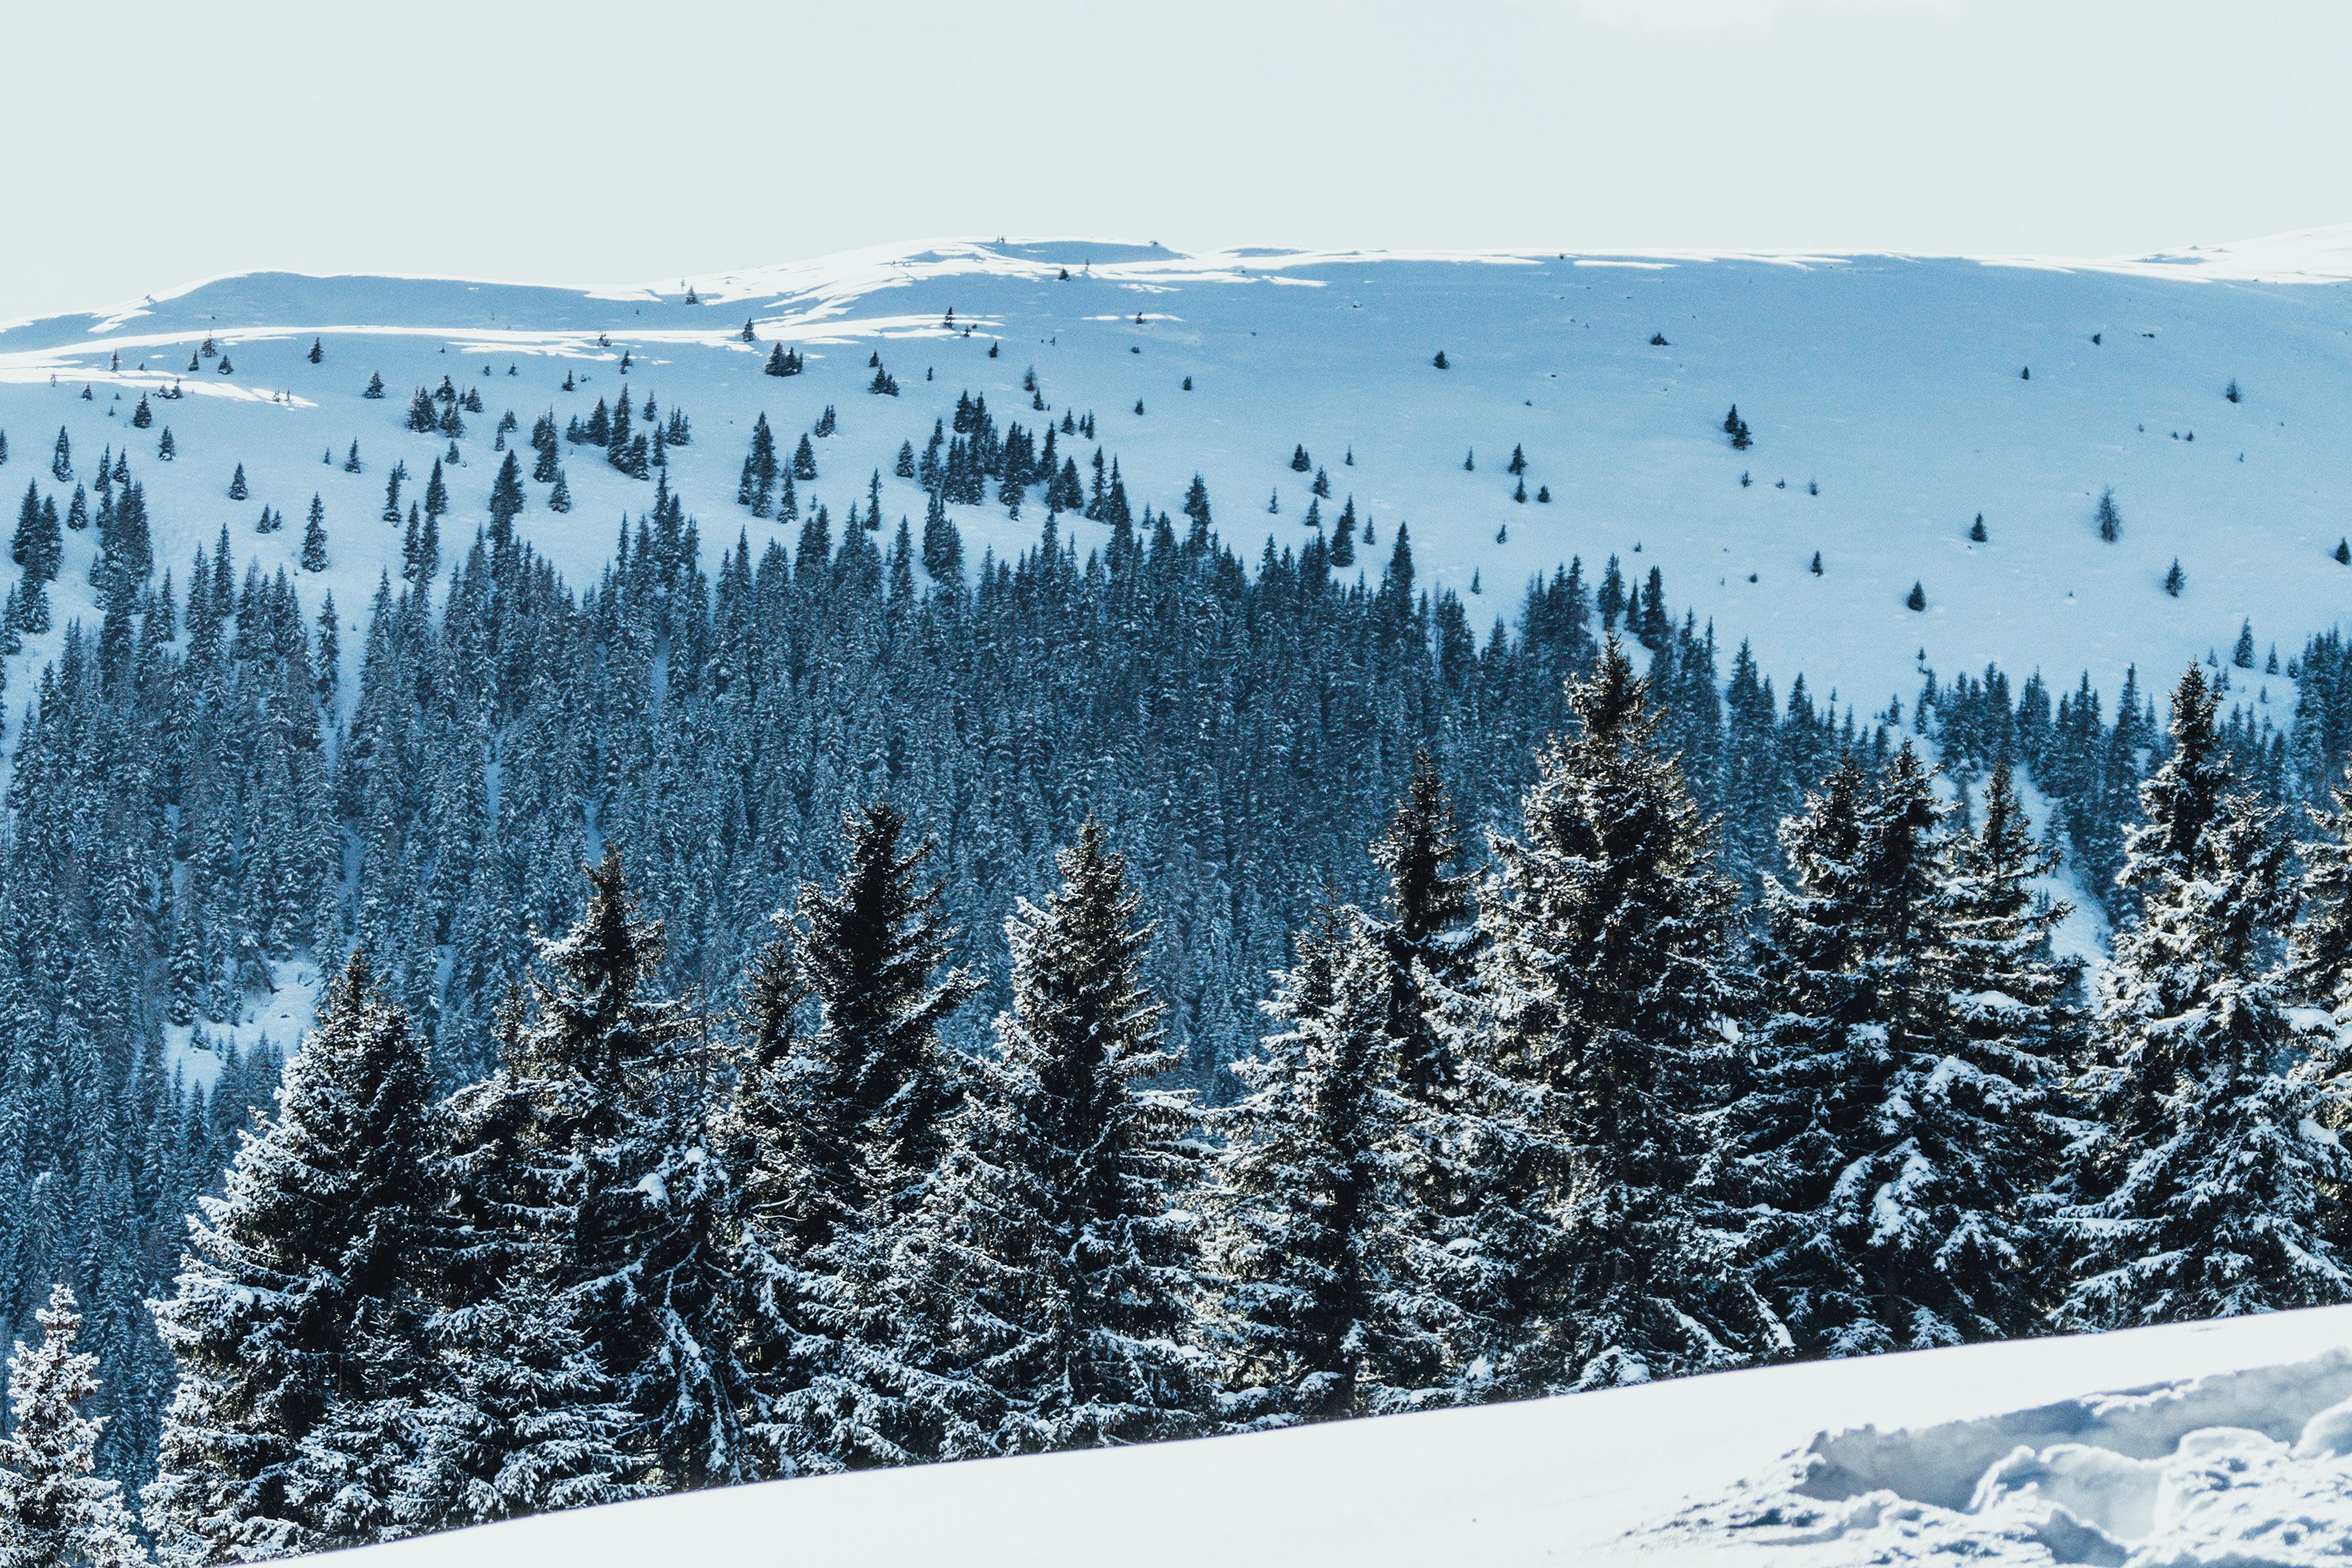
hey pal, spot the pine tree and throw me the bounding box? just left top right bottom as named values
left=899, top=822, right=1210, bottom=1454
left=486, top=450, right=524, bottom=546
left=227, top=464, right=246, bottom=502
left=1718, top=741, right=2048, bottom=1356
left=0, top=1286, right=147, bottom=1568
left=795, top=806, right=979, bottom=1214
left=408, top=999, right=643, bottom=1532
left=1210, top=909, right=1446, bottom=1425
left=10, top=482, right=60, bottom=586
left=506, top=850, right=750, bottom=1493
left=1365, top=756, right=1479, bottom=1099
left=50, top=428, right=71, bottom=483
left=746, top=806, right=981, bottom=1475
left=300, top=497, right=328, bottom=573
left=2056, top=667, right=2352, bottom=1325
left=1439, top=641, right=1780, bottom=1392
left=146, top=956, right=437, bottom=1562
left=2290, top=761, right=2352, bottom=1018
left=2096, top=487, right=2123, bottom=543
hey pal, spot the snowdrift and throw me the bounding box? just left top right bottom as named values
left=329, top=1308, right=2352, bottom=1568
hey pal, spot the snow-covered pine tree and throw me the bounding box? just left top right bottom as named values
left=1440, top=639, right=1780, bottom=1392
left=485, top=450, right=524, bottom=549
left=299, top=496, right=328, bottom=573
left=2056, top=667, right=2352, bottom=1325
left=900, top=821, right=1210, bottom=1454
left=146, top=955, right=437, bottom=1563
left=713, top=921, right=865, bottom=1479
left=2288, top=760, right=2352, bottom=1020
left=1209, top=906, right=1448, bottom=1425
left=508, top=849, right=751, bottom=1494
left=746, top=804, right=982, bottom=1475
left=1717, top=740, right=2037, bottom=1356
left=0, top=1287, right=147, bottom=1568
left=1365, top=754, right=1480, bottom=1101
left=1900, top=757, right=2087, bottom=1335
left=405, top=993, right=644, bottom=1533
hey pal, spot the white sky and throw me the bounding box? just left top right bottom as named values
left=3, top=0, right=2348, bottom=323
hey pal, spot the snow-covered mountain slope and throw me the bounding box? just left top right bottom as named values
left=6, top=230, right=2352, bottom=717
left=326, top=1307, right=2352, bottom=1568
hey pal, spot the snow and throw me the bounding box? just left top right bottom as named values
left=162, top=957, right=321, bottom=1092
left=5, top=230, right=2352, bottom=735
left=318, top=1306, right=2352, bottom=1568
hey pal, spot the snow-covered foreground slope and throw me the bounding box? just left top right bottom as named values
left=6, top=230, right=2352, bottom=717
left=326, top=1308, right=2352, bottom=1568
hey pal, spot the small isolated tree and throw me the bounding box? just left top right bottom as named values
left=308, top=337, right=323, bottom=365
left=2096, top=487, right=2122, bottom=542
left=2163, top=558, right=2186, bottom=597
left=1432, top=350, right=1449, bottom=369
left=2336, top=539, right=2350, bottom=565
left=2225, top=377, right=2241, bottom=404
left=1969, top=514, right=1987, bottom=543
left=0, top=1287, right=147, bottom=1568
left=301, top=496, right=329, bottom=572
left=1906, top=582, right=1927, bottom=612
left=363, top=372, right=385, bottom=398
left=487, top=449, right=525, bottom=543
left=227, top=463, right=247, bottom=501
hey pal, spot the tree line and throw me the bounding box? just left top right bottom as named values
left=4, top=637, right=2346, bottom=1563
left=3, top=429, right=2352, bottom=1553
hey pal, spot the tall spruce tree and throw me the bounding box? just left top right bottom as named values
left=1717, top=743, right=1991, bottom=1356
left=145, top=956, right=436, bottom=1563
left=509, top=850, right=750, bottom=1494
left=0, top=1287, right=147, bottom=1568
left=898, top=822, right=1210, bottom=1454
left=406, top=993, right=643, bottom=1532
left=1210, top=907, right=1449, bottom=1425
left=2056, top=668, right=2352, bottom=1325
left=1440, top=641, right=1780, bottom=1393
left=1365, top=756, right=1480, bottom=1101
left=2289, top=760, right=2352, bottom=1018
left=739, top=806, right=979, bottom=1475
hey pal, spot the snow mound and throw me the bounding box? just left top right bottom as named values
left=1663, top=1352, right=2352, bottom=1565
left=318, top=1309, right=2352, bottom=1568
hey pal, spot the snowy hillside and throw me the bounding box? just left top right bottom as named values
left=6, top=229, right=2352, bottom=717
left=325, top=1307, right=2352, bottom=1568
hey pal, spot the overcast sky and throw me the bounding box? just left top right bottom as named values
left=3, top=0, right=2348, bottom=322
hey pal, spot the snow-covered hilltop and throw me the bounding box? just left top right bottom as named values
left=6, top=228, right=2352, bottom=713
